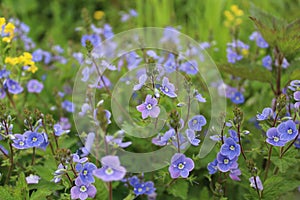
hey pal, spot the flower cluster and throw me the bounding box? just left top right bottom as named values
left=0, top=17, right=15, bottom=43
left=224, top=5, right=244, bottom=28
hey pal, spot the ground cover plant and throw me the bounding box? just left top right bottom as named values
left=0, top=1, right=300, bottom=199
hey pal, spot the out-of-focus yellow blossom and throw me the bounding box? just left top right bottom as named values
left=224, top=5, right=244, bottom=28
left=94, top=11, right=105, bottom=20
left=2, top=22, right=15, bottom=43
left=4, top=52, right=38, bottom=73
left=241, top=48, right=249, bottom=56
left=0, top=17, right=6, bottom=27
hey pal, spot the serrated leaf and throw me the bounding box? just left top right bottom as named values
left=0, top=186, right=15, bottom=200
left=167, top=179, right=189, bottom=200
left=271, top=147, right=299, bottom=173
left=217, top=63, right=273, bottom=83
left=15, top=172, right=29, bottom=200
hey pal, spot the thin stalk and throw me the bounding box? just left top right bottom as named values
left=31, top=147, right=36, bottom=165
left=264, top=145, right=272, bottom=181
left=237, top=124, right=247, bottom=160
left=253, top=176, right=262, bottom=200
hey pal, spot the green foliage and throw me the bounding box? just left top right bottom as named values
left=167, top=179, right=189, bottom=200
left=94, top=178, right=109, bottom=200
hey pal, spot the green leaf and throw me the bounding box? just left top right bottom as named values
left=123, top=191, right=135, bottom=200
left=271, top=147, right=299, bottom=173
left=15, top=172, right=29, bottom=200
left=167, top=179, right=189, bottom=200
left=0, top=186, right=15, bottom=200
left=94, top=178, right=109, bottom=199
left=217, top=63, right=273, bottom=83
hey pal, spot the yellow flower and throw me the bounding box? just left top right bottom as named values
left=231, top=5, right=244, bottom=17
left=27, top=64, right=38, bottom=73
left=241, top=48, right=249, bottom=56
left=235, top=18, right=243, bottom=26
left=5, top=57, right=19, bottom=65
left=94, top=11, right=105, bottom=20
left=0, top=17, right=6, bottom=27
left=224, top=10, right=234, bottom=21
left=2, top=22, right=15, bottom=43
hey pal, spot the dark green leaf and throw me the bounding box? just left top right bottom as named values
left=167, top=179, right=189, bottom=200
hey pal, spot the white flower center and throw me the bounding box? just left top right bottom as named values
left=193, top=119, right=198, bottom=124
left=83, top=170, right=88, bottom=175
left=287, top=128, right=293, bottom=134
left=80, top=185, right=87, bottom=192
left=230, top=145, right=235, bottom=151
left=146, top=104, right=152, bottom=110
left=32, top=137, right=37, bottom=142
left=224, top=159, right=229, bottom=164
left=105, top=167, right=114, bottom=175
left=178, top=162, right=185, bottom=170
left=164, top=86, right=169, bottom=92
left=19, top=141, right=24, bottom=146
left=273, top=136, right=279, bottom=142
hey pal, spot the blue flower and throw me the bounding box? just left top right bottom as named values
left=78, top=162, right=97, bottom=184
left=216, top=153, right=238, bottom=172
left=70, top=177, right=96, bottom=200
left=262, top=55, right=272, bottom=70
left=0, top=69, right=10, bottom=79
left=249, top=176, right=263, bottom=191
left=207, top=159, right=218, bottom=174
left=163, top=53, right=176, bottom=73
left=61, top=100, right=75, bottom=113
left=277, top=120, right=298, bottom=142
left=168, top=153, right=194, bottom=178
left=257, top=107, right=273, bottom=121
left=230, top=91, right=244, bottom=104
left=194, top=89, right=206, bottom=102
left=249, top=31, right=269, bottom=48
left=160, top=77, right=177, bottom=98
left=228, top=129, right=239, bottom=142
left=12, top=134, right=28, bottom=149
left=27, top=79, right=44, bottom=93
left=144, top=181, right=156, bottom=195
left=152, top=129, right=175, bottom=146
left=24, top=131, right=44, bottom=147
left=220, top=138, right=241, bottom=159
left=229, top=168, right=241, bottom=181
left=294, top=91, right=300, bottom=101
left=54, top=124, right=70, bottom=136
left=136, top=95, right=160, bottom=119
left=126, top=51, right=142, bottom=70
left=185, top=129, right=200, bottom=146
left=93, top=156, right=126, bottom=182
left=266, top=127, right=286, bottom=146
left=103, top=24, right=114, bottom=39
left=188, top=115, right=206, bottom=131
left=38, top=133, right=49, bottom=150
left=179, top=60, right=198, bottom=75
left=133, top=74, right=147, bottom=91
left=294, top=137, right=300, bottom=149
left=81, top=34, right=101, bottom=47
left=4, top=79, right=23, bottom=94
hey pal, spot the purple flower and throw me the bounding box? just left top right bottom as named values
left=152, top=129, right=175, bottom=146
left=81, top=34, right=101, bottom=47
left=5, top=79, right=23, bottom=94
left=168, top=153, right=194, bottom=178
left=226, top=40, right=249, bottom=63
left=77, top=162, right=97, bottom=184
left=136, top=95, right=160, bottom=119
left=179, top=60, right=198, bottom=75
left=38, top=132, right=49, bottom=150
left=185, top=129, right=200, bottom=146
left=133, top=74, right=147, bottom=91
left=106, top=135, right=132, bottom=148
left=60, top=117, right=71, bottom=130
left=54, top=124, right=70, bottom=136
left=24, top=131, right=44, bottom=147
left=62, top=100, right=75, bottom=113
left=194, top=89, right=206, bottom=102
left=80, top=132, right=95, bottom=157
left=103, top=24, right=114, bottom=39
left=207, top=159, right=218, bottom=174
left=12, top=134, right=28, bottom=149
left=188, top=115, right=206, bottom=131
left=277, top=120, right=298, bottom=142
left=249, top=176, right=263, bottom=191
left=71, top=177, right=96, bottom=200
left=229, top=168, right=241, bottom=181
left=79, top=103, right=91, bottom=116
left=0, top=69, right=10, bottom=79
left=93, top=155, right=126, bottom=182
left=220, top=138, right=241, bottom=159
left=126, top=51, right=142, bottom=70
left=72, top=154, right=88, bottom=164
left=275, top=57, right=289, bottom=69
left=230, top=91, right=244, bottom=104
left=262, top=55, right=272, bottom=70
left=26, top=174, right=40, bottom=184
left=294, top=137, right=300, bottom=148
left=266, top=127, right=287, bottom=146
left=161, top=27, right=180, bottom=45
left=160, top=77, right=177, bottom=98
left=163, top=53, right=176, bottom=73
left=228, top=129, right=238, bottom=142
left=27, top=79, right=43, bottom=93
left=216, top=153, right=238, bottom=172
left=294, top=91, right=300, bottom=101
left=257, top=107, right=273, bottom=121
left=249, top=31, right=269, bottom=48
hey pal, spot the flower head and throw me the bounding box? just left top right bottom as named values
left=262, top=55, right=272, bottom=70
left=4, top=79, right=23, bottom=94
left=62, top=100, right=75, bottom=113
left=160, top=77, right=177, bottom=98
left=168, top=153, right=194, bottom=178
left=216, top=153, right=238, bottom=172
left=249, top=31, right=269, bottom=48
left=188, top=115, right=206, bottom=131
left=207, top=159, right=218, bottom=174
left=77, top=162, right=97, bottom=184
left=294, top=91, right=300, bottom=101
left=230, top=91, right=244, bottom=104
left=266, top=127, right=287, bottom=146
left=71, top=177, right=96, bottom=200
left=26, top=174, right=40, bottom=184
left=24, top=131, right=44, bottom=147
left=257, top=107, right=273, bottom=121
left=185, top=129, right=200, bottom=146
left=220, top=138, right=241, bottom=159
left=136, top=95, right=160, bottom=119
left=277, top=120, right=298, bottom=142
left=93, top=155, right=126, bottom=182
left=11, top=134, right=28, bottom=149
left=27, top=79, right=43, bottom=93
left=249, top=176, right=263, bottom=191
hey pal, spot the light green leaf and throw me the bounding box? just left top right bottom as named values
left=167, top=179, right=189, bottom=200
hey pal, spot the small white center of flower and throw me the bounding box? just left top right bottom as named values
left=193, top=119, right=198, bottom=124
left=83, top=170, right=88, bottom=175
left=105, top=167, right=114, bottom=175
left=146, top=187, right=150, bottom=191
left=19, top=141, right=24, bottom=146
left=164, top=86, right=169, bottom=92
left=273, top=136, right=279, bottom=142
left=224, top=159, right=229, bottom=164
left=80, top=185, right=87, bottom=192
left=32, top=137, right=37, bottom=142
left=230, top=145, right=235, bottom=151
left=146, top=104, right=152, bottom=110
left=287, top=128, right=293, bottom=134
left=178, top=163, right=185, bottom=170
left=138, top=188, right=143, bottom=192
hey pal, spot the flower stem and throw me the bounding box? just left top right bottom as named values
left=253, top=176, right=262, bottom=200
left=5, top=142, right=14, bottom=184
left=175, top=128, right=180, bottom=153
left=280, top=125, right=300, bottom=158
left=264, top=145, right=272, bottom=181
left=237, top=124, right=247, bottom=160
left=31, top=147, right=36, bottom=165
